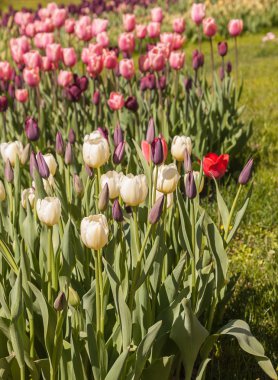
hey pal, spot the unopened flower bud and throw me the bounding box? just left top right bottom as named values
left=125, top=96, right=138, bottom=112
left=55, top=132, right=64, bottom=155
left=113, top=124, right=124, bottom=147
left=92, top=90, right=100, bottom=105
left=73, top=174, right=84, bottom=197
left=226, top=61, right=232, bottom=74
left=113, top=141, right=125, bottom=165
left=64, top=142, right=73, bottom=165
left=68, top=287, right=80, bottom=307
left=98, top=183, right=109, bottom=211
left=97, top=127, right=108, bottom=140
left=0, top=95, right=8, bottom=112
left=217, top=41, right=228, bottom=57
left=85, top=164, right=94, bottom=178
left=185, top=171, right=197, bottom=199
left=37, top=152, right=50, bottom=179
left=68, top=128, right=76, bottom=144
left=146, top=118, right=155, bottom=144
left=151, top=138, right=163, bottom=165
left=184, top=148, right=192, bottom=173
left=5, top=159, right=14, bottom=183
left=112, top=198, right=124, bottom=222
left=54, top=291, right=67, bottom=311
left=149, top=195, right=164, bottom=224
left=25, top=117, right=40, bottom=141
left=184, top=77, right=193, bottom=93
left=238, top=158, right=253, bottom=185
left=219, top=67, right=225, bottom=81
left=30, top=151, right=39, bottom=179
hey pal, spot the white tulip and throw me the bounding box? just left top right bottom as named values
left=156, top=164, right=180, bottom=194
left=83, top=130, right=110, bottom=168
left=184, top=171, right=204, bottom=193
left=21, top=188, right=35, bottom=209
left=0, top=180, right=6, bottom=201
left=156, top=190, right=173, bottom=208
left=81, top=214, right=109, bottom=250
left=0, top=141, right=24, bottom=166
left=120, top=174, right=148, bottom=206
left=171, top=136, right=192, bottom=162
left=36, top=197, right=61, bottom=226
left=100, top=171, right=123, bottom=199
left=43, top=154, right=57, bottom=176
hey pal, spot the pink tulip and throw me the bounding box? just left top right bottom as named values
left=47, top=2, right=58, bottom=12
left=103, top=50, right=118, bottom=69
left=173, top=34, right=186, bottom=50
left=228, top=19, right=243, bottom=37
left=92, top=18, right=109, bottom=36
left=147, top=22, right=161, bottom=38
left=88, top=43, right=103, bottom=56
left=169, top=51, right=185, bottom=70
left=173, top=18, right=185, bottom=34
left=25, top=23, right=36, bottom=38
left=15, top=89, right=29, bottom=103
left=87, top=54, right=103, bottom=78
left=148, top=48, right=165, bottom=71
left=23, top=50, right=42, bottom=69
left=119, top=59, right=135, bottom=80
left=203, top=18, right=217, bottom=38
left=81, top=48, right=90, bottom=65
left=118, top=33, right=135, bottom=54
left=23, top=67, right=40, bottom=87
left=34, top=33, right=54, bottom=49
left=136, top=24, right=147, bottom=39
left=96, top=32, right=110, bottom=48
left=191, top=3, right=206, bottom=26
left=160, top=33, right=174, bottom=49
left=108, top=92, right=125, bottom=111
left=57, top=70, right=73, bottom=87
left=52, top=8, right=68, bottom=28
left=10, top=36, right=30, bottom=64
left=38, top=8, right=51, bottom=21
left=63, top=48, right=77, bottom=67
left=75, top=20, right=92, bottom=41
left=41, top=56, right=53, bottom=72
left=138, top=54, right=150, bottom=73
left=123, top=14, right=136, bottom=32
left=14, top=11, right=34, bottom=26
left=65, top=18, right=75, bottom=34
left=46, top=43, right=62, bottom=63
left=156, top=43, right=171, bottom=59
left=0, top=61, right=13, bottom=81
left=141, top=140, right=151, bottom=162
left=151, top=7, right=164, bottom=23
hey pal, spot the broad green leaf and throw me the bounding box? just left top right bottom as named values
left=105, top=349, right=129, bottom=380
left=213, top=179, right=229, bottom=232
left=141, top=355, right=174, bottom=380
left=0, top=237, right=19, bottom=274
left=10, top=270, right=22, bottom=322
left=136, top=235, right=160, bottom=289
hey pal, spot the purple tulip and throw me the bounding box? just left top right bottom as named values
left=36, top=152, right=50, bottom=179
left=146, top=118, right=155, bottom=144
left=55, top=132, right=64, bottom=156
left=125, top=96, right=138, bottom=112
left=4, top=159, right=14, bottom=183
left=30, top=151, right=39, bottom=179
left=112, top=199, right=124, bottom=222
left=218, top=41, right=228, bottom=57
left=0, top=95, right=8, bottom=112
left=68, top=128, right=76, bottom=144
left=151, top=138, right=163, bottom=165
left=238, top=158, right=254, bottom=185
left=185, top=171, right=197, bottom=199
left=113, top=141, right=125, bottom=164
left=114, top=124, right=124, bottom=147
left=149, top=195, right=164, bottom=224
left=25, top=117, right=40, bottom=141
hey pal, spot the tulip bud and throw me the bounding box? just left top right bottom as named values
left=5, top=159, right=14, bottom=183
left=113, top=124, right=124, bottom=147
left=20, top=143, right=30, bottom=165
left=98, top=183, right=109, bottom=211
left=113, top=141, right=125, bottom=165
left=151, top=138, right=163, bottom=165
left=218, top=41, right=228, bottom=57
left=54, top=291, right=66, bottom=311
left=146, top=118, right=155, bottom=144
left=68, top=287, right=80, bottom=308
left=55, top=132, right=64, bottom=156
left=25, top=117, right=40, bottom=141
left=125, top=96, right=138, bottom=112
left=0, top=95, right=8, bottom=112
left=238, top=158, right=253, bottom=185
left=37, top=152, right=50, bottom=179
left=75, top=75, right=88, bottom=92
left=149, top=195, right=164, bottom=224
left=85, top=164, right=94, bottom=178
left=97, top=127, right=109, bottom=140
left=68, top=128, right=76, bottom=144
left=92, top=90, right=100, bottom=105
left=185, top=171, right=197, bottom=199
left=64, top=142, right=73, bottom=165
left=184, top=148, right=192, bottom=173
left=73, top=174, right=84, bottom=198
left=112, top=199, right=124, bottom=222
left=30, top=151, right=39, bottom=179
left=226, top=61, right=232, bottom=74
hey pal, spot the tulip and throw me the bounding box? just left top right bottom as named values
left=23, top=68, right=40, bottom=87
left=184, top=77, right=193, bottom=93
left=156, top=164, right=180, bottom=194
left=203, top=153, right=229, bottom=179
left=68, top=128, right=76, bottom=145
left=173, top=18, right=186, bottom=34
left=83, top=130, right=110, bottom=168
left=43, top=154, right=57, bottom=176
left=80, top=214, right=109, bottom=250
left=62, top=47, right=77, bottom=67
left=92, top=90, right=101, bottom=106
left=0, top=96, right=8, bottom=112
left=171, top=136, right=192, bottom=162
left=238, top=159, right=253, bottom=185
left=103, top=51, right=118, bottom=69
left=226, top=61, right=232, bottom=74
left=65, top=19, right=75, bottom=34
left=112, top=199, right=124, bottom=222
left=0, top=180, right=6, bottom=201
left=15, top=89, right=29, bottom=103
left=85, top=164, right=94, bottom=178
left=54, top=292, right=66, bottom=312
left=68, top=287, right=80, bottom=308
left=113, top=142, right=125, bottom=165
left=149, top=195, right=164, bottom=224
left=148, top=49, right=165, bottom=72
left=46, top=43, right=62, bottom=63
left=100, top=171, right=123, bottom=200
left=23, top=50, right=42, bottom=69
left=52, top=8, right=67, bottom=28
left=108, top=92, right=125, bottom=111
left=30, top=151, right=39, bottom=179
left=125, top=96, right=138, bottom=112
left=173, top=34, right=186, bottom=50
left=73, top=174, right=84, bottom=198
left=185, top=171, right=197, bottom=199
left=151, top=138, right=163, bottom=165
left=87, top=54, right=103, bottom=78
left=123, top=14, right=136, bottom=32
left=118, top=33, right=135, bottom=54
left=92, top=18, right=109, bottom=35
left=169, top=51, right=185, bottom=70
left=37, top=152, right=50, bottom=179
left=184, top=148, right=192, bottom=173
left=228, top=19, right=243, bottom=37
left=147, top=22, right=161, bottom=39
left=55, top=132, right=64, bottom=156
left=191, top=3, right=206, bottom=26
left=114, top=125, right=124, bottom=147
left=185, top=171, right=204, bottom=193
left=75, top=20, right=92, bottom=42
left=0, top=61, right=13, bottom=81
left=146, top=118, right=155, bottom=144
left=136, top=25, right=147, bottom=39
left=218, top=42, right=228, bottom=57
left=98, top=183, right=109, bottom=211
left=203, top=18, right=217, bottom=38
left=120, top=174, right=148, bottom=206
left=4, top=160, right=14, bottom=183
left=151, top=7, right=164, bottom=23
left=36, top=197, right=61, bottom=226
left=98, top=127, right=109, bottom=141
left=96, top=32, right=110, bottom=48
left=64, top=84, right=82, bottom=102
left=21, top=144, right=30, bottom=167
left=65, top=142, right=73, bottom=165
left=21, top=187, right=35, bottom=209
left=0, top=141, right=24, bottom=166
left=25, top=117, right=40, bottom=141
left=41, top=57, right=53, bottom=72
left=58, top=70, right=73, bottom=88
left=119, top=59, right=135, bottom=80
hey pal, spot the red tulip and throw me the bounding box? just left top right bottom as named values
left=203, top=153, right=229, bottom=179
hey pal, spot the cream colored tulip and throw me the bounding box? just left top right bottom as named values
left=100, top=171, right=123, bottom=199
left=0, top=141, right=24, bottom=166
left=184, top=171, right=204, bottom=193
left=21, top=188, right=35, bottom=209
left=83, top=130, right=110, bottom=168
left=171, top=136, right=192, bottom=161
left=156, top=190, right=173, bottom=208
left=43, top=154, right=57, bottom=176
left=120, top=174, right=148, bottom=206
left=81, top=214, right=109, bottom=250
left=36, top=197, right=61, bottom=226
left=156, top=164, right=180, bottom=194
left=0, top=180, right=6, bottom=201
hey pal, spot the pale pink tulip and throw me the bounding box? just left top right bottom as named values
left=123, top=14, right=136, bottom=32
left=228, top=19, right=243, bottom=37
left=15, top=89, right=29, bottom=103
left=169, top=51, right=185, bottom=70
left=108, top=92, right=125, bottom=110
left=119, top=59, right=135, bottom=80
left=191, top=3, right=206, bottom=26
left=173, top=18, right=185, bottom=34
left=57, top=70, right=73, bottom=87
left=147, top=22, right=161, bottom=38
left=151, top=7, right=164, bottom=23
left=63, top=48, right=77, bottom=67
left=23, top=67, right=40, bottom=87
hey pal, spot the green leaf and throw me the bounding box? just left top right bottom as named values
left=132, top=139, right=151, bottom=187
left=10, top=270, right=22, bottom=322
left=105, top=349, right=129, bottom=380
left=213, top=179, right=229, bottom=232
left=195, top=358, right=211, bottom=380
left=22, top=200, right=38, bottom=253
left=9, top=323, right=25, bottom=369
left=60, top=218, right=77, bottom=280
left=141, top=355, right=174, bottom=380
left=136, top=235, right=160, bottom=289
left=0, top=237, right=19, bottom=274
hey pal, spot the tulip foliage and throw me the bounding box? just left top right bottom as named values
left=0, top=2, right=276, bottom=380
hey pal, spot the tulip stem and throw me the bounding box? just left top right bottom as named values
left=20, top=366, right=25, bottom=380
left=198, top=24, right=202, bottom=51
left=234, top=36, right=239, bottom=85
left=133, top=208, right=140, bottom=255
left=190, top=200, right=196, bottom=310
left=97, top=249, right=104, bottom=334
left=209, top=38, right=215, bottom=88
left=224, top=184, right=242, bottom=242
left=152, top=166, right=158, bottom=206
left=47, top=227, right=54, bottom=304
